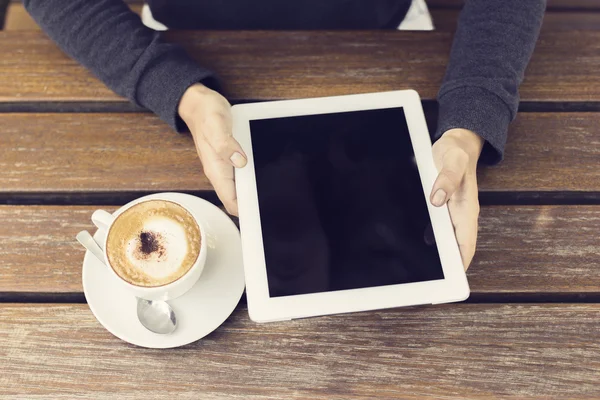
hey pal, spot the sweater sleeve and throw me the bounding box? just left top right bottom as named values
left=436, top=0, right=546, bottom=164
left=24, top=0, right=218, bottom=132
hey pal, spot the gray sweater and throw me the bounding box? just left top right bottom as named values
left=24, top=0, right=545, bottom=164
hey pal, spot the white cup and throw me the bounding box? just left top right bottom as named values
left=91, top=198, right=207, bottom=301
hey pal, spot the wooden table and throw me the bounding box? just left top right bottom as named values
left=1, top=4, right=599, bottom=399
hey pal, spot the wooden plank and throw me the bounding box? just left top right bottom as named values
left=1, top=303, right=599, bottom=398
left=0, top=113, right=209, bottom=192
left=479, top=113, right=600, bottom=192
left=470, top=206, right=600, bottom=294
left=1, top=112, right=598, bottom=193
left=428, top=0, right=600, bottom=11
left=0, top=205, right=598, bottom=294
left=0, top=206, right=117, bottom=293
left=432, top=9, right=600, bottom=31
left=1, top=31, right=600, bottom=104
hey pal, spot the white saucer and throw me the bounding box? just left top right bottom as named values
left=82, top=193, right=245, bottom=348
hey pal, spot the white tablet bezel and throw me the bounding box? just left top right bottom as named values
left=233, top=90, right=469, bottom=323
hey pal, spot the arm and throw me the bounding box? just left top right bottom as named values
left=26, top=0, right=247, bottom=214
left=436, top=0, right=546, bottom=164
left=430, top=0, right=545, bottom=269
left=24, top=0, right=218, bottom=131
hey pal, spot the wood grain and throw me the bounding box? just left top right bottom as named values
left=478, top=113, right=600, bottom=192
left=0, top=113, right=208, bottom=192
left=469, top=206, right=600, bottom=294
left=2, top=31, right=600, bottom=103
left=1, top=303, right=599, bottom=398
left=0, top=112, right=598, bottom=193
left=0, top=206, right=117, bottom=293
left=0, top=205, right=598, bottom=294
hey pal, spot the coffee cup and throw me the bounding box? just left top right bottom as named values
left=91, top=197, right=207, bottom=301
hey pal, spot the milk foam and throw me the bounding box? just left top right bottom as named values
left=124, top=216, right=190, bottom=280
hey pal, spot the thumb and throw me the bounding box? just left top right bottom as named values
left=203, top=117, right=247, bottom=169
left=430, top=148, right=469, bottom=207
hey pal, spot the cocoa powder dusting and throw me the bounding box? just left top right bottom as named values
left=140, top=231, right=159, bottom=254
left=137, top=231, right=167, bottom=261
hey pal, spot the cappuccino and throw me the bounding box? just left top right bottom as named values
left=106, top=200, right=201, bottom=287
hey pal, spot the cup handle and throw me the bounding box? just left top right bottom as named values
left=92, top=209, right=115, bottom=231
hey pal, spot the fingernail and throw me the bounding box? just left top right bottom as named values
left=230, top=152, right=246, bottom=168
left=432, top=189, right=447, bottom=207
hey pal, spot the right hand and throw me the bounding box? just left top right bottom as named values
left=178, top=84, right=247, bottom=215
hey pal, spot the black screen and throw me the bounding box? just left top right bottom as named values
left=250, top=107, right=444, bottom=298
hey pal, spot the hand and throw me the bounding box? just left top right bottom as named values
left=430, top=128, right=484, bottom=270
left=178, top=84, right=247, bottom=215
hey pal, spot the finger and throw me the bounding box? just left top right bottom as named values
left=206, top=156, right=239, bottom=216
left=201, top=111, right=247, bottom=169
left=447, top=187, right=480, bottom=270
left=194, top=136, right=239, bottom=216
left=431, top=148, right=469, bottom=207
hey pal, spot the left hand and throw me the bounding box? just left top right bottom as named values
left=430, top=128, right=484, bottom=270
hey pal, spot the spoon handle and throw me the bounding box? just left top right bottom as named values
left=76, top=230, right=106, bottom=265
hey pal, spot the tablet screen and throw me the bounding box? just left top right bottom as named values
left=250, top=107, right=444, bottom=298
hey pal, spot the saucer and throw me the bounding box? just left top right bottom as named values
left=82, top=193, right=245, bottom=348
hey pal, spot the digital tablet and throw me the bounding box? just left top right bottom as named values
left=233, top=90, right=469, bottom=323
